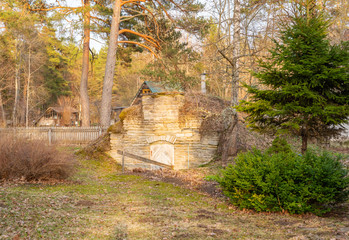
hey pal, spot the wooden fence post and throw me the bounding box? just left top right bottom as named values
left=48, top=128, right=52, bottom=145
left=122, top=150, right=125, bottom=173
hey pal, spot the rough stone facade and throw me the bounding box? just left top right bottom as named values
left=108, top=93, right=220, bottom=170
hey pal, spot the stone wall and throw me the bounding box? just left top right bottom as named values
left=108, top=93, right=220, bottom=170
left=330, top=123, right=349, bottom=149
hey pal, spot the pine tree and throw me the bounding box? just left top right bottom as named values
left=237, top=3, right=349, bottom=154
left=141, top=18, right=200, bottom=91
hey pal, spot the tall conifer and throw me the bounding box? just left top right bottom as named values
left=237, top=2, right=349, bottom=153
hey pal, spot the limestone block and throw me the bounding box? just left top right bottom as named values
left=142, top=95, right=184, bottom=122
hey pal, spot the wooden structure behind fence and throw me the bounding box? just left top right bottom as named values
left=0, top=127, right=108, bottom=144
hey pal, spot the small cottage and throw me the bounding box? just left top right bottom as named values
left=35, top=107, right=79, bottom=127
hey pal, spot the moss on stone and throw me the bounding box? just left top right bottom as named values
left=108, top=121, right=124, bottom=134
left=119, top=105, right=142, bottom=122
left=150, top=92, right=184, bottom=98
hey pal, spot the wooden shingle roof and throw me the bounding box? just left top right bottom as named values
left=131, top=81, right=179, bottom=106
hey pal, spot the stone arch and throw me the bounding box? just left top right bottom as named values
left=146, top=135, right=176, bottom=144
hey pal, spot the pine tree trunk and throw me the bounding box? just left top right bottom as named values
left=80, top=0, right=91, bottom=127
left=100, top=0, right=122, bottom=127
left=301, top=133, right=308, bottom=155
left=231, top=0, right=240, bottom=106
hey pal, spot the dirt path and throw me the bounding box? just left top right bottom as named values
left=129, top=168, right=223, bottom=198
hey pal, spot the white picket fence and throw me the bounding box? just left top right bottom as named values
left=0, top=127, right=108, bottom=144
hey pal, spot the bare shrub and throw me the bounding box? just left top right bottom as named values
left=57, top=96, right=75, bottom=126
left=179, top=92, right=230, bottom=133
left=179, top=92, right=229, bottom=117
left=0, top=136, right=76, bottom=181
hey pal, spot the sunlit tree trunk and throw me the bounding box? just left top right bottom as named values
left=12, top=39, right=21, bottom=127
left=231, top=0, right=240, bottom=106
left=26, top=45, right=31, bottom=128
left=20, top=85, right=27, bottom=125
left=80, top=0, right=91, bottom=127
left=100, top=0, right=122, bottom=127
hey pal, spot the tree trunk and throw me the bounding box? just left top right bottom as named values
left=100, top=0, right=122, bottom=127
left=231, top=0, right=240, bottom=106
left=26, top=45, right=31, bottom=128
left=12, top=39, right=21, bottom=126
left=217, top=109, right=239, bottom=164
left=20, top=85, right=27, bottom=125
left=80, top=0, right=91, bottom=127
left=0, top=91, right=6, bottom=127
left=301, top=133, right=308, bottom=155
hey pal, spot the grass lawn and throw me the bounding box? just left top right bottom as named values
left=0, top=150, right=348, bottom=240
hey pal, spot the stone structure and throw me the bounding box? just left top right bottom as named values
left=108, top=93, right=220, bottom=170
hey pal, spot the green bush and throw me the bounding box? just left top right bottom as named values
left=215, top=149, right=349, bottom=215
left=266, top=136, right=292, bottom=155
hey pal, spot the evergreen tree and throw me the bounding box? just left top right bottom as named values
left=141, top=18, right=200, bottom=90
left=237, top=4, right=349, bottom=154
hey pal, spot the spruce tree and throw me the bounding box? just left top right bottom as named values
left=237, top=4, right=349, bottom=154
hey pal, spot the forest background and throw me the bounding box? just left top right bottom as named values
left=0, top=0, right=347, bottom=127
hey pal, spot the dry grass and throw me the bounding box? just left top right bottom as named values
left=179, top=92, right=229, bottom=117
left=179, top=92, right=230, bottom=133
left=0, top=136, right=75, bottom=181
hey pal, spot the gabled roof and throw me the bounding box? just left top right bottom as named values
left=48, top=106, right=78, bottom=113
left=144, top=81, right=169, bottom=93
left=131, top=81, right=180, bottom=106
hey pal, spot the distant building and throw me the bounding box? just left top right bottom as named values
left=111, top=106, right=127, bottom=124
left=35, top=107, right=79, bottom=127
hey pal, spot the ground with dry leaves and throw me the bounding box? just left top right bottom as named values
left=0, top=149, right=348, bottom=240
